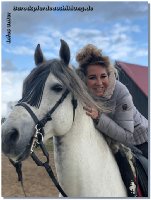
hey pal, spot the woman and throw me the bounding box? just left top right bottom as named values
left=76, top=44, right=148, bottom=196
left=76, top=44, right=148, bottom=159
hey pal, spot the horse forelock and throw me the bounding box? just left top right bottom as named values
left=20, top=59, right=64, bottom=108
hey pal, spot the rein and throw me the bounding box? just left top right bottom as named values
left=10, top=89, right=77, bottom=197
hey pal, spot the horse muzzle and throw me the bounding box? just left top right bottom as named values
left=2, top=121, right=32, bottom=161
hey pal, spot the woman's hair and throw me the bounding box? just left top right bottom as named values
left=76, top=44, right=118, bottom=81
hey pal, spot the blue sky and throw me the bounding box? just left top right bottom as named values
left=1, top=1, right=149, bottom=116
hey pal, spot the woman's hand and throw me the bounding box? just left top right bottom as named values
left=83, top=106, right=100, bottom=120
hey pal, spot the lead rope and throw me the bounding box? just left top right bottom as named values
left=9, top=159, right=27, bottom=197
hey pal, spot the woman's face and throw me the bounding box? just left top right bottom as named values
left=86, top=65, right=109, bottom=97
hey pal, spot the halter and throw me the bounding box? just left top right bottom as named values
left=11, top=89, right=78, bottom=197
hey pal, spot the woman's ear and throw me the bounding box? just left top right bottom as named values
left=59, top=39, right=70, bottom=66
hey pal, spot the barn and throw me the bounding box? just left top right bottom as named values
left=115, top=61, right=148, bottom=119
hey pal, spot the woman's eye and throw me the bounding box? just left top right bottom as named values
left=101, top=76, right=107, bottom=79
left=51, top=84, right=63, bottom=93
left=88, top=76, right=96, bottom=80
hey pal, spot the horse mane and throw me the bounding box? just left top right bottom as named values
left=19, top=58, right=106, bottom=112
left=19, top=62, right=51, bottom=107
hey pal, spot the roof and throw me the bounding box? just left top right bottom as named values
left=116, top=61, right=148, bottom=97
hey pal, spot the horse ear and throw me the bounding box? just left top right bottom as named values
left=59, top=39, right=70, bottom=66
left=34, top=44, right=44, bottom=66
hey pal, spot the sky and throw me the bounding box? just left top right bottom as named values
left=1, top=1, right=149, bottom=117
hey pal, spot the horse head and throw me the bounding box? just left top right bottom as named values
left=2, top=39, right=84, bottom=162
left=2, top=39, right=98, bottom=163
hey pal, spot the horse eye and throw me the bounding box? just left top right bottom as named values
left=51, top=84, right=63, bottom=93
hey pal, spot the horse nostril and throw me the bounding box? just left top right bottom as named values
left=5, top=129, right=19, bottom=145
left=2, top=128, right=20, bottom=155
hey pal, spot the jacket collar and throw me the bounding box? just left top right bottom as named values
left=102, top=69, right=116, bottom=100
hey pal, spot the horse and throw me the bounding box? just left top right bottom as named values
left=2, top=39, right=127, bottom=197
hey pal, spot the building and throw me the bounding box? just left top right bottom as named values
left=115, top=61, right=148, bottom=119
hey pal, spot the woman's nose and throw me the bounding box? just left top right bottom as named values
left=96, top=78, right=103, bottom=85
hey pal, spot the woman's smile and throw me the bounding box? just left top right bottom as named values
left=86, top=65, right=109, bottom=97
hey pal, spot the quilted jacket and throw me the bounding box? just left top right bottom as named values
left=96, top=79, right=148, bottom=146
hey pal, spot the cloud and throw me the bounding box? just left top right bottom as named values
left=2, top=2, right=148, bottom=35
left=2, top=59, right=17, bottom=71
left=2, top=21, right=147, bottom=65
left=2, top=1, right=148, bottom=66
left=5, top=46, right=34, bottom=55
left=2, top=71, right=29, bottom=117
left=102, top=2, right=148, bottom=20
left=112, top=23, right=141, bottom=35
left=2, top=22, right=148, bottom=116
left=66, top=25, right=146, bottom=62
left=134, top=49, right=148, bottom=57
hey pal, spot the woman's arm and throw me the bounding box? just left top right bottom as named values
left=84, top=82, right=136, bottom=145
left=96, top=113, right=134, bottom=145
left=96, top=93, right=135, bottom=145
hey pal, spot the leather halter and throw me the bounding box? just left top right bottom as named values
left=13, top=89, right=77, bottom=197
left=16, top=89, right=77, bottom=142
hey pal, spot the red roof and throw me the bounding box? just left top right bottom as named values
left=116, top=61, right=148, bottom=97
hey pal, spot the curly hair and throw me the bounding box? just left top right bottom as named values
left=76, top=44, right=111, bottom=75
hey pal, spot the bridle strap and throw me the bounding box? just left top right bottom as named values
left=37, top=89, right=70, bottom=128
left=30, top=141, right=68, bottom=197
left=16, top=89, right=77, bottom=130
left=13, top=89, right=77, bottom=197
left=16, top=90, right=70, bottom=131
left=9, top=159, right=27, bottom=196
left=16, top=102, right=39, bottom=124
left=16, top=102, right=45, bottom=136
